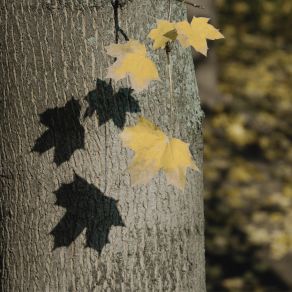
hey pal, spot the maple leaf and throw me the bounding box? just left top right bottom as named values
left=120, top=117, right=199, bottom=190
left=148, top=19, right=177, bottom=50
left=176, top=17, right=224, bottom=56
left=51, top=174, right=125, bottom=254
left=105, top=40, right=160, bottom=92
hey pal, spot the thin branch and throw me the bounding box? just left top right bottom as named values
left=112, top=0, right=129, bottom=43
left=177, top=0, right=205, bottom=9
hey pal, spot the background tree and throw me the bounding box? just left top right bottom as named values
left=0, top=0, right=205, bottom=291
left=196, top=0, right=292, bottom=290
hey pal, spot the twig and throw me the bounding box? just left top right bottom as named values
left=177, top=0, right=205, bottom=9
left=112, top=0, right=129, bottom=43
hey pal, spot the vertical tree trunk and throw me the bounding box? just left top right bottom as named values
left=0, top=1, right=205, bottom=291
left=188, top=0, right=221, bottom=104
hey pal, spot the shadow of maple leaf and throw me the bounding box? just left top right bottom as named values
left=32, top=97, right=85, bottom=166
left=51, top=173, right=125, bottom=254
left=84, top=79, right=140, bottom=129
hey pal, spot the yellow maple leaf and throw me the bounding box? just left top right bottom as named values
left=176, top=17, right=224, bottom=55
left=148, top=19, right=177, bottom=50
left=105, top=40, right=160, bottom=92
left=120, top=117, right=199, bottom=190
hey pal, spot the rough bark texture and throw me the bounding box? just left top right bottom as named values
left=0, top=0, right=205, bottom=291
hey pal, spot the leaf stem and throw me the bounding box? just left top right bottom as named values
left=168, top=0, right=172, bottom=21
left=165, top=43, right=173, bottom=125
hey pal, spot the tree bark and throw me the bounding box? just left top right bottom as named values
left=0, top=0, right=205, bottom=291
left=188, top=0, right=221, bottom=104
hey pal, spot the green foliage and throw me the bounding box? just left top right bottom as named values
left=204, top=0, right=292, bottom=290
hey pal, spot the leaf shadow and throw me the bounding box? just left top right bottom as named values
left=84, top=79, right=140, bottom=129
left=32, top=97, right=85, bottom=166
left=51, top=173, right=125, bottom=254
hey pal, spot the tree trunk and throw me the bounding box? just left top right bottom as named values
left=188, top=0, right=221, bottom=105
left=0, top=1, right=205, bottom=291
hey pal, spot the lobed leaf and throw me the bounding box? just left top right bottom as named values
left=120, top=117, right=199, bottom=190
left=176, top=17, right=224, bottom=55
left=106, top=40, right=160, bottom=92
left=148, top=20, right=177, bottom=50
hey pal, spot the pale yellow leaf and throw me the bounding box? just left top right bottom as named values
left=106, top=40, right=160, bottom=92
left=120, top=117, right=199, bottom=190
left=148, top=20, right=177, bottom=50
left=105, top=40, right=146, bottom=57
left=176, top=17, right=224, bottom=55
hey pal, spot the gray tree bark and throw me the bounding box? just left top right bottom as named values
left=0, top=0, right=205, bottom=291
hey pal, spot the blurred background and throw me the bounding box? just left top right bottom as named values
left=188, top=1, right=292, bottom=291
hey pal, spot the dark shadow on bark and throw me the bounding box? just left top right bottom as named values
left=51, top=173, right=125, bottom=254
left=32, top=97, right=85, bottom=166
left=84, top=79, right=140, bottom=129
